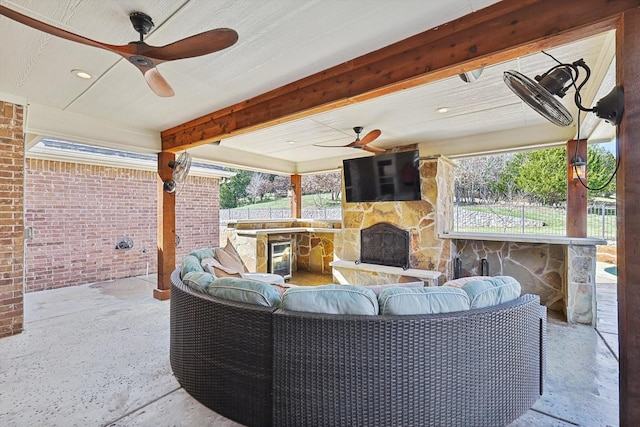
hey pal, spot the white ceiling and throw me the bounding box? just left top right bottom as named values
left=0, top=0, right=617, bottom=174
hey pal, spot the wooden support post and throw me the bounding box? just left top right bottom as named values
left=290, top=174, right=302, bottom=219
left=617, top=8, right=640, bottom=425
left=566, top=139, right=587, bottom=237
left=155, top=151, right=176, bottom=300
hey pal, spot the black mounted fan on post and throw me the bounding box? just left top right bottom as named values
left=503, top=58, right=624, bottom=127
left=163, top=151, right=192, bottom=193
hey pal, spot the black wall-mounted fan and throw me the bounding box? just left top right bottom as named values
left=0, top=5, right=238, bottom=97
left=163, top=151, right=192, bottom=193
left=504, top=58, right=623, bottom=127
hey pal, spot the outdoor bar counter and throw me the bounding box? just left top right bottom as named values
left=441, top=231, right=606, bottom=325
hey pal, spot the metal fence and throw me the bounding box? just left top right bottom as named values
left=220, top=203, right=616, bottom=241
left=220, top=207, right=342, bottom=223
left=453, top=203, right=616, bottom=241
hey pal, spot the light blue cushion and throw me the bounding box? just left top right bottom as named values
left=207, top=277, right=282, bottom=307
left=188, top=247, right=216, bottom=262
left=462, top=276, right=522, bottom=309
left=181, top=255, right=204, bottom=277
left=365, top=281, right=424, bottom=296
left=182, top=271, right=215, bottom=292
left=378, top=287, right=470, bottom=315
left=282, top=284, right=378, bottom=315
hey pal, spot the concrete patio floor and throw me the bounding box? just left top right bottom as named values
left=0, top=266, right=619, bottom=427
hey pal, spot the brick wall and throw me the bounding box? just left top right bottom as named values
left=0, top=101, right=24, bottom=338
left=25, top=160, right=220, bottom=292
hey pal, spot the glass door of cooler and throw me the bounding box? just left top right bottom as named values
left=269, top=241, right=292, bottom=279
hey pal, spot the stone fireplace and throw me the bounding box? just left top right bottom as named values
left=332, top=155, right=455, bottom=285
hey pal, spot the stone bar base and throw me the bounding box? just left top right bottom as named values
left=444, top=232, right=605, bottom=326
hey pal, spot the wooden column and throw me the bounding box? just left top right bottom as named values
left=290, top=174, right=302, bottom=219
left=617, top=8, right=640, bottom=426
left=566, top=139, right=588, bottom=237
left=155, top=151, right=176, bottom=300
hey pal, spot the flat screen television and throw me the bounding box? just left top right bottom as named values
left=343, top=149, right=421, bottom=203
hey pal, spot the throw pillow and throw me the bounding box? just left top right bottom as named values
left=213, top=243, right=247, bottom=277
left=281, top=284, right=378, bottom=315
left=378, top=287, right=470, bottom=315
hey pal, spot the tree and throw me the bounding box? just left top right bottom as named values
left=302, top=172, right=342, bottom=206
left=454, top=156, right=507, bottom=203
left=514, top=148, right=566, bottom=204
left=585, top=145, right=617, bottom=197
left=220, top=169, right=251, bottom=208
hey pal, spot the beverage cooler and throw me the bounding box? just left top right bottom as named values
left=268, top=240, right=292, bottom=280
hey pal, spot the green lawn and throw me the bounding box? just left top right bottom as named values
left=230, top=193, right=341, bottom=209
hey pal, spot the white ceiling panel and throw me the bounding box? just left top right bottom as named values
left=0, top=0, right=618, bottom=174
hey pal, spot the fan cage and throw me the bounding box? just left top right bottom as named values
left=504, top=70, right=573, bottom=127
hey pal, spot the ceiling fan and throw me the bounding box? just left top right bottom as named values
left=0, top=5, right=238, bottom=97
left=315, top=126, right=385, bottom=153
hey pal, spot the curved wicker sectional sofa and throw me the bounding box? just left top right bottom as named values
left=170, top=269, right=547, bottom=427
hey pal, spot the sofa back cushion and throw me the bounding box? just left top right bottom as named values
left=378, top=287, right=470, bottom=315
left=282, top=284, right=378, bottom=315
left=181, top=271, right=216, bottom=293
left=188, top=248, right=216, bottom=262
left=207, top=277, right=282, bottom=307
left=181, top=255, right=204, bottom=277
left=462, top=276, right=521, bottom=309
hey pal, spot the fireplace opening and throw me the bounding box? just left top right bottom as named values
left=358, top=222, right=410, bottom=270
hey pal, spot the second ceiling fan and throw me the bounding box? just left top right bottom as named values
left=0, top=5, right=239, bottom=97
left=315, top=127, right=385, bottom=153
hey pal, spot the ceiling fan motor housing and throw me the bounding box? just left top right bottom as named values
left=535, top=66, right=573, bottom=98
left=130, top=12, right=154, bottom=36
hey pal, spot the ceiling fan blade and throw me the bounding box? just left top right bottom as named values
left=143, top=28, right=239, bottom=61
left=354, top=129, right=381, bottom=147
left=144, top=68, right=175, bottom=97
left=0, top=5, right=127, bottom=55
left=363, top=145, right=386, bottom=154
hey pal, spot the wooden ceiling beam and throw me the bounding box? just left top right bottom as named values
left=161, top=0, right=638, bottom=152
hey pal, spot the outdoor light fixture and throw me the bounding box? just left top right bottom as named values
left=503, top=58, right=624, bottom=127
left=459, top=68, right=483, bottom=83
left=571, top=156, right=587, bottom=181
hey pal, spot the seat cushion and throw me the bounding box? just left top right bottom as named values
left=442, top=276, right=487, bottom=288
left=378, top=286, right=470, bottom=315
left=206, top=277, right=282, bottom=307
left=282, top=284, right=378, bottom=315
left=242, top=272, right=286, bottom=285
left=462, top=276, right=522, bottom=309
left=364, top=281, right=424, bottom=296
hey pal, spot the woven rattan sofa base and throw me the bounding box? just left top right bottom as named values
left=170, top=268, right=546, bottom=427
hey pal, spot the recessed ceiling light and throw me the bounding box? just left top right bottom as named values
left=287, top=140, right=296, bottom=145
left=71, top=69, right=92, bottom=79
left=436, top=107, right=450, bottom=114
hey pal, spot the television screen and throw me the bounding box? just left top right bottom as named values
left=343, top=150, right=421, bottom=202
